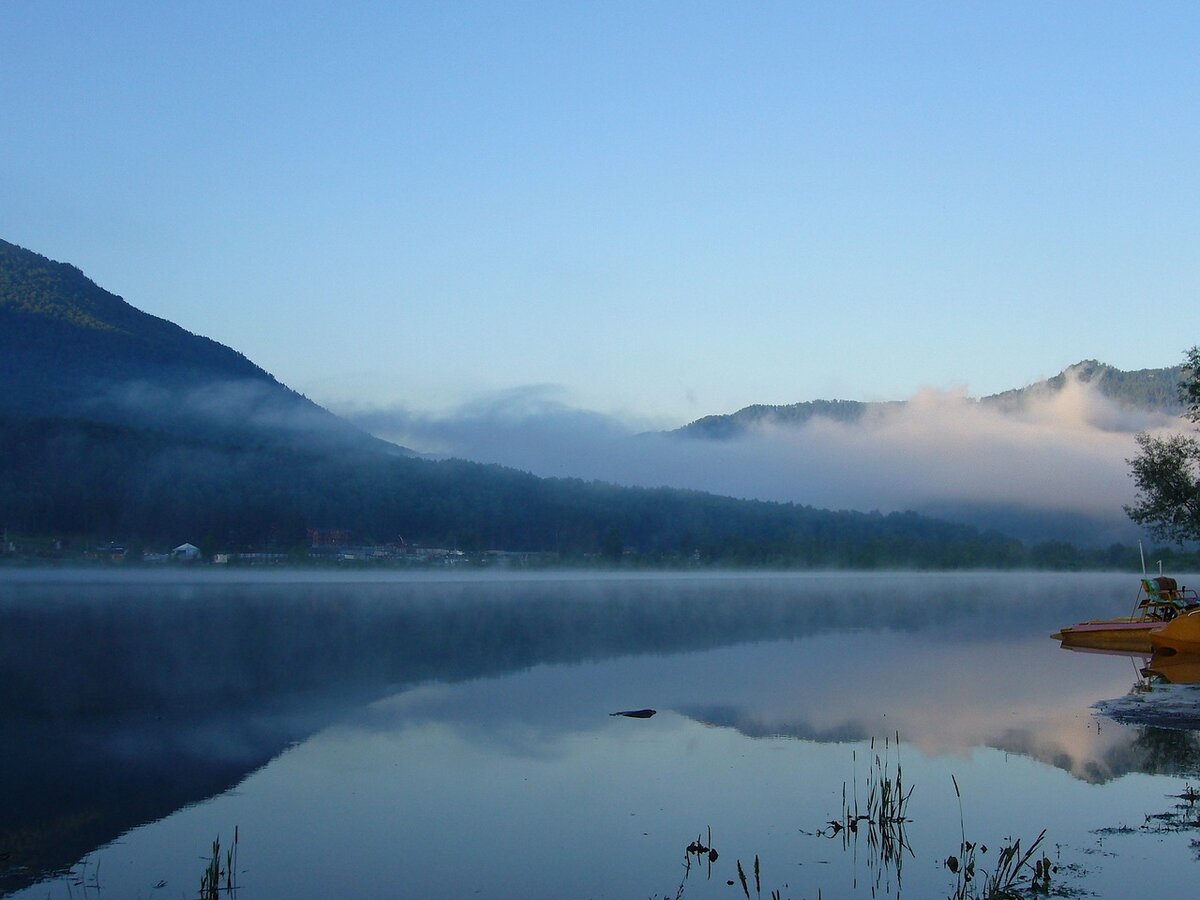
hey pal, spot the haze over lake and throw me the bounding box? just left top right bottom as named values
left=5, top=570, right=1200, bottom=898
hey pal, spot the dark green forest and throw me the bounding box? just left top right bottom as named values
left=1, top=413, right=1038, bottom=566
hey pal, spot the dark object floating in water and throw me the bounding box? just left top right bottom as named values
left=610, top=708, right=656, bottom=718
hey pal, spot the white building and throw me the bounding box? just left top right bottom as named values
left=172, top=542, right=202, bottom=561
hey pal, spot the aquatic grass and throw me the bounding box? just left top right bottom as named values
left=1145, top=783, right=1200, bottom=832
left=732, top=853, right=786, bottom=900
left=818, top=732, right=914, bottom=892
left=946, top=775, right=1053, bottom=899
left=866, top=734, right=912, bottom=828
left=661, top=742, right=1065, bottom=899
left=683, top=826, right=719, bottom=880
left=823, top=734, right=913, bottom=835
left=945, top=829, right=1052, bottom=899
left=62, top=854, right=102, bottom=899
left=666, top=831, right=789, bottom=900
left=659, top=827, right=718, bottom=899
left=198, top=827, right=239, bottom=900
left=1095, top=782, right=1200, bottom=839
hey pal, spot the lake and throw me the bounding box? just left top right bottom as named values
left=3, top=570, right=1200, bottom=898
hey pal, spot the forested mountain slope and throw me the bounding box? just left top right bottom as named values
left=0, top=239, right=394, bottom=453
left=0, top=238, right=1039, bottom=565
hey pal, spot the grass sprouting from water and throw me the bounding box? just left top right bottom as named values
left=198, top=827, right=239, bottom=900
left=946, top=775, right=1053, bottom=899
left=818, top=732, right=914, bottom=892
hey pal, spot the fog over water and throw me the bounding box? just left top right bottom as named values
left=6, top=571, right=1200, bottom=898
left=345, top=378, right=1182, bottom=543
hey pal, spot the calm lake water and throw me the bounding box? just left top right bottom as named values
left=4, top=570, right=1200, bottom=898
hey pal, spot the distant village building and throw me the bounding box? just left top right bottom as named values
left=237, top=551, right=289, bottom=564
left=88, top=542, right=126, bottom=563
left=172, top=542, right=202, bottom=561
left=308, top=527, right=352, bottom=547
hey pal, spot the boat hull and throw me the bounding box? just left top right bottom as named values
left=1052, top=619, right=1160, bottom=653
left=1150, top=610, right=1200, bottom=652
left=1145, top=647, right=1200, bottom=683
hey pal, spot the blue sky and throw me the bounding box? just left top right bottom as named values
left=4, top=1, right=1199, bottom=425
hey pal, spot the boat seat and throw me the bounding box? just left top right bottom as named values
left=1155, top=575, right=1181, bottom=602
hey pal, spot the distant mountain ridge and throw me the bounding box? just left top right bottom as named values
left=672, top=359, right=1185, bottom=439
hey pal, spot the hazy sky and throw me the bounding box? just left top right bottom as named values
left=4, top=2, right=1199, bottom=425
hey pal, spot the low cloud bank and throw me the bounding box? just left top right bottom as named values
left=342, top=380, right=1184, bottom=544
left=88, top=377, right=378, bottom=449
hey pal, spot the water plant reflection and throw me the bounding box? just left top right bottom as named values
left=661, top=832, right=790, bottom=900
left=817, top=735, right=913, bottom=894
left=1092, top=782, right=1200, bottom=865
left=198, top=828, right=239, bottom=900
left=944, top=775, right=1054, bottom=900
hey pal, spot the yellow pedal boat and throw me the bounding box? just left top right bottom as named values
left=1053, top=575, right=1198, bottom=653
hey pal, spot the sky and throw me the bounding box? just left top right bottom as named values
left=3, top=1, right=1200, bottom=427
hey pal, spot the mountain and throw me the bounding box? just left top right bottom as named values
left=983, top=359, right=1185, bottom=414
left=657, top=358, right=1190, bottom=547
left=0, top=238, right=400, bottom=454
left=674, top=398, right=892, bottom=439
left=0, top=238, right=1039, bottom=567
left=671, top=359, right=1185, bottom=440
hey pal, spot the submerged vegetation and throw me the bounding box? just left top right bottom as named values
left=659, top=741, right=1061, bottom=900
left=1095, top=781, right=1200, bottom=850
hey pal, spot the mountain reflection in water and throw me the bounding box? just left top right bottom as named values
left=3, top=571, right=1199, bottom=897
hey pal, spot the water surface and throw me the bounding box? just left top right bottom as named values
left=3, top=570, right=1200, bottom=898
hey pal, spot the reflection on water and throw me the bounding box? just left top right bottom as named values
left=2, top=571, right=1200, bottom=897
left=1146, top=649, right=1200, bottom=684
left=1091, top=645, right=1200, bottom=734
